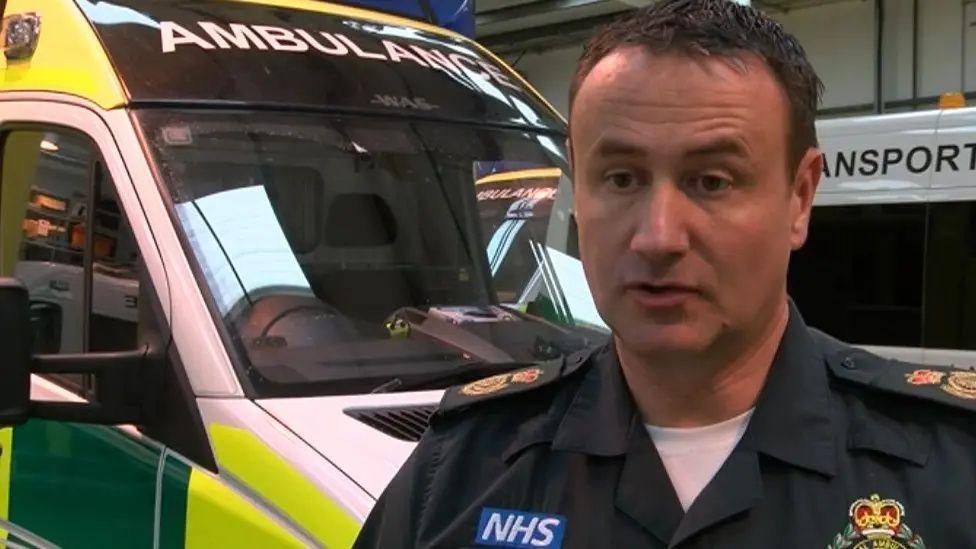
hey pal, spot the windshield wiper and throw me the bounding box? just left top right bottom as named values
left=370, top=360, right=541, bottom=394
left=387, top=306, right=516, bottom=364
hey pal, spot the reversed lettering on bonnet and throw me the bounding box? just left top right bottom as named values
left=370, top=94, right=439, bottom=111
left=475, top=507, right=566, bottom=548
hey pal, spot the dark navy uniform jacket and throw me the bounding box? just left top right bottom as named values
left=355, top=305, right=976, bottom=548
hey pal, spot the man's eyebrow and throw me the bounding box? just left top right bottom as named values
left=592, top=138, right=646, bottom=157
left=685, top=138, right=750, bottom=158
left=590, top=135, right=647, bottom=156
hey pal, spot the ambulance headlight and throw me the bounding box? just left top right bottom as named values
left=2, top=13, right=40, bottom=61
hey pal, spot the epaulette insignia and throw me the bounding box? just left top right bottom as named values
left=459, top=367, right=544, bottom=396
left=905, top=368, right=976, bottom=400
left=828, top=348, right=976, bottom=412
left=438, top=347, right=597, bottom=415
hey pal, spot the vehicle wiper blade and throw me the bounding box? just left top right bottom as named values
left=388, top=306, right=515, bottom=364
left=370, top=360, right=541, bottom=394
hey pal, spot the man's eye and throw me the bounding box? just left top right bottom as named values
left=690, top=175, right=731, bottom=194
left=604, top=172, right=637, bottom=190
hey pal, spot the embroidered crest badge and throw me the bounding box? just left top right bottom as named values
left=904, top=369, right=944, bottom=386
left=460, top=367, right=544, bottom=396
left=904, top=368, right=976, bottom=400
left=828, top=494, right=925, bottom=549
left=511, top=368, right=542, bottom=384
left=942, top=371, right=976, bottom=400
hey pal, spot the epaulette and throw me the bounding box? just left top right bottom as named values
left=437, top=346, right=598, bottom=415
left=826, top=346, right=976, bottom=412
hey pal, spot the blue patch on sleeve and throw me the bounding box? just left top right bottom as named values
left=474, top=507, right=566, bottom=548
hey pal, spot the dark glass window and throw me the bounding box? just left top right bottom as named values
left=788, top=203, right=925, bottom=346
left=88, top=166, right=141, bottom=353
left=924, top=202, right=976, bottom=350
left=0, top=128, right=141, bottom=395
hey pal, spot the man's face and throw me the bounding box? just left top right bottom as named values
left=569, top=48, right=819, bottom=359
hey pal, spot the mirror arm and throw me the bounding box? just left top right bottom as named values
left=30, top=346, right=159, bottom=425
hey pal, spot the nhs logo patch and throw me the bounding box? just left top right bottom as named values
left=475, top=507, right=566, bottom=548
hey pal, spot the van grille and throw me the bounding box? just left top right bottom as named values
left=345, top=405, right=437, bottom=442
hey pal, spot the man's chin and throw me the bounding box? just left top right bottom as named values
left=613, top=324, right=712, bottom=358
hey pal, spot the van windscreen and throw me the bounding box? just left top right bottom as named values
left=136, top=109, right=607, bottom=397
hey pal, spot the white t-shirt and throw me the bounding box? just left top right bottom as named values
left=645, top=408, right=755, bottom=511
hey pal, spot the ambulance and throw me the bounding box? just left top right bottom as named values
left=791, top=99, right=976, bottom=371
left=0, top=0, right=606, bottom=546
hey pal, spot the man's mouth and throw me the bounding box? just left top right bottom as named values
left=623, top=282, right=699, bottom=309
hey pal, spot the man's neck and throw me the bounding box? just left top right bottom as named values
left=618, top=300, right=789, bottom=428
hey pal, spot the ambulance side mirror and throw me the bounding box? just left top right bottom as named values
left=0, top=278, right=31, bottom=427
left=0, top=276, right=157, bottom=427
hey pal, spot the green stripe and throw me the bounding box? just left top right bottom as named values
left=9, top=420, right=160, bottom=548
left=158, top=453, right=191, bottom=549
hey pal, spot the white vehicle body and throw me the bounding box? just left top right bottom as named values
left=805, top=107, right=976, bottom=368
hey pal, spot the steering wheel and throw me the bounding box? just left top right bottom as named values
left=234, top=294, right=359, bottom=347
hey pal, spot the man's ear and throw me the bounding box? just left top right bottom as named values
left=789, top=147, right=823, bottom=250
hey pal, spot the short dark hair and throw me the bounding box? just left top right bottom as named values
left=569, top=0, right=824, bottom=173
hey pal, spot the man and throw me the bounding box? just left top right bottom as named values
left=355, top=1, right=976, bottom=547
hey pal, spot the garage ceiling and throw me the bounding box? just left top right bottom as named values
left=477, top=0, right=867, bottom=55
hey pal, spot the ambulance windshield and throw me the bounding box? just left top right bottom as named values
left=137, top=109, right=608, bottom=397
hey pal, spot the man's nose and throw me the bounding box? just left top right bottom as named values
left=629, top=181, right=691, bottom=260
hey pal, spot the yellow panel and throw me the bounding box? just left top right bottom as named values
left=0, top=0, right=126, bottom=108
left=185, top=468, right=306, bottom=549
left=0, top=132, right=42, bottom=277
left=0, top=427, right=12, bottom=541
left=208, top=423, right=361, bottom=549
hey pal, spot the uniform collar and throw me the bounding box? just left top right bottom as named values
left=499, top=345, right=624, bottom=463
left=738, top=301, right=837, bottom=477
left=549, top=345, right=634, bottom=456
left=516, top=302, right=837, bottom=477
left=553, top=301, right=836, bottom=476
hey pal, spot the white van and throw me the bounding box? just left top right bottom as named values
left=792, top=105, right=976, bottom=368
